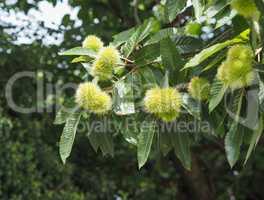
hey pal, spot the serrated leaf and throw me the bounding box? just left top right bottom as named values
left=88, top=131, right=100, bottom=152
left=183, top=39, right=242, bottom=69
left=98, top=132, right=114, bottom=157
left=134, top=43, right=160, bottom=67
left=169, top=130, right=191, bottom=170
left=54, top=109, right=69, bottom=125
left=138, top=67, right=158, bottom=86
left=244, top=115, right=264, bottom=164
left=137, top=120, right=156, bottom=169
left=225, top=92, right=243, bottom=168
left=165, top=0, right=187, bottom=22
left=173, top=35, right=203, bottom=54
left=181, top=93, right=201, bottom=119
left=54, top=99, right=78, bottom=125
left=161, top=37, right=183, bottom=83
left=192, top=0, right=203, bottom=20
left=209, top=79, right=227, bottom=113
left=59, top=112, right=81, bottom=164
left=159, top=131, right=172, bottom=156
left=146, top=28, right=176, bottom=45
left=113, top=75, right=135, bottom=115
left=122, top=20, right=154, bottom=58
left=112, top=27, right=135, bottom=46
left=59, top=47, right=97, bottom=57
left=114, top=116, right=138, bottom=145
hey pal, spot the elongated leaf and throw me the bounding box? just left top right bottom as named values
left=137, top=120, right=156, bottom=169
left=161, top=37, right=183, bottom=82
left=146, top=28, right=176, bottom=45
left=54, top=99, right=78, bottom=125
left=54, top=109, right=69, bottom=125
left=225, top=123, right=243, bottom=168
left=244, top=115, right=264, bottom=164
left=113, top=74, right=135, bottom=115
left=134, top=43, right=160, bottom=67
left=159, top=131, right=172, bottom=156
left=165, top=0, right=187, bottom=22
left=209, top=79, right=227, bottom=113
left=258, top=74, right=264, bottom=104
left=170, top=131, right=191, bottom=170
left=122, top=20, right=154, bottom=57
left=112, top=27, right=135, bottom=46
left=204, top=0, right=229, bottom=18
left=59, top=112, right=81, bottom=164
left=59, top=47, right=97, bottom=57
left=183, top=39, right=242, bottom=69
left=192, top=0, right=203, bottom=20
left=71, top=56, right=92, bottom=63
left=174, top=35, right=203, bottom=54
left=88, top=131, right=100, bottom=152
left=99, top=132, right=114, bottom=157
left=181, top=93, right=201, bottom=119
left=225, top=92, right=243, bottom=168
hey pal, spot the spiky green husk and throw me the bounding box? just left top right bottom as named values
left=144, top=87, right=182, bottom=122
left=91, top=46, right=120, bottom=80
left=75, top=82, right=112, bottom=114
left=217, top=45, right=255, bottom=89
left=188, top=77, right=210, bottom=101
left=82, top=35, right=104, bottom=51
left=227, top=45, right=254, bottom=61
left=231, top=0, right=260, bottom=19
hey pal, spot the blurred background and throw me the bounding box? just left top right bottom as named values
left=1, top=0, right=264, bottom=199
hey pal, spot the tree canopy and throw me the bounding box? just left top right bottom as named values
left=1, top=0, right=264, bottom=200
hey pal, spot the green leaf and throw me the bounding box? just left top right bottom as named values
left=112, top=27, right=135, bottom=46
left=137, top=120, right=156, bottom=169
left=165, top=0, right=187, bottom=22
left=138, top=67, right=158, bottom=86
left=225, top=92, right=243, bottom=168
left=160, top=37, right=183, bottom=83
left=114, top=116, right=138, bottom=145
left=192, top=0, right=203, bottom=20
left=54, top=99, right=78, bottom=125
left=209, top=79, right=227, bottom=113
left=159, top=131, right=172, bottom=156
left=204, top=0, right=229, bottom=18
left=244, top=115, right=264, bottom=164
left=169, top=131, right=191, bottom=170
left=54, top=109, right=69, bottom=125
left=71, top=56, right=92, bottom=63
left=146, top=28, right=176, bottom=45
left=225, top=123, right=243, bottom=168
left=258, top=74, right=264, bottom=104
left=59, top=112, right=81, bottom=164
left=183, top=39, right=242, bottom=69
left=122, top=20, right=154, bottom=58
left=162, top=70, right=169, bottom=88
left=88, top=130, right=100, bottom=152
left=113, top=75, right=135, bottom=115
left=98, top=132, right=114, bottom=157
left=59, top=47, right=97, bottom=57
left=181, top=93, right=201, bottom=119
left=134, top=43, right=160, bottom=67
left=174, top=35, right=203, bottom=54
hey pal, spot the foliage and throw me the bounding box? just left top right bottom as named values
left=57, top=0, right=264, bottom=172
left=2, top=0, right=264, bottom=199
